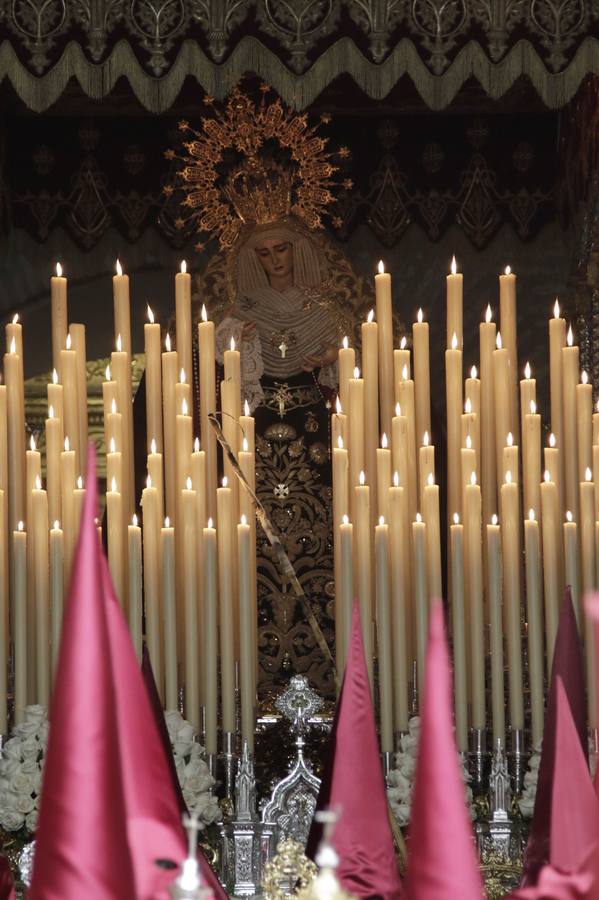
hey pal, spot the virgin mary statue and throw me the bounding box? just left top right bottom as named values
left=173, top=89, right=378, bottom=696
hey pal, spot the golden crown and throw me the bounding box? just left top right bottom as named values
left=165, top=87, right=351, bottom=251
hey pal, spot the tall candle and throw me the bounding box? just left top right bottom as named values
left=362, top=310, right=379, bottom=504
left=493, top=332, right=511, bottom=493
left=465, top=474, right=485, bottom=729
left=545, top=432, right=564, bottom=522
left=541, top=471, right=561, bottom=673
left=376, top=433, right=392, bottom=522
left=523, top=402, right=541, bottom=517
left=338, top=516, right=354, bottom=680
left=128, top=514, right=142, bottom=661
left=480, top=306, right=497, bottom=528
left=4, top=339, right=26, bottom=529
left=450, top=514, right=467, bottom=751
left=418, top=431, right=435, bottom=511
left=520, top=362, right=536, bottom=440
left=393, top=337, right=411, bottom=404
left=375, top=517, right=394, bottom=754
left=499, top=266, right=518, bottom=439
left=50, top=263, right=68, bottom=375
left=61, top=333, right=81, bottom=471
left=502, top=432, right=519, bottom=484
left=580, top=471, right=596, bottom=727
left=60, top=437, right=76, bottom=585
left=238, top=516, right=255, bottom=752
left=423, top=475, right=442, bottom=602
left=524, top=510, right=544, bottom=745
left=45, top=406, right=62, bottom=526
left=333, top=437, right=349, bottom=667
left=338, top=336, right=355, bottom=415
left=446, top=256, right=463, bottom=350
left=198, top=307, right=217, bottom=523
left=412, top=513, right=428, bottom=696
left=142, top=477, right=162, bottom=698
left=106, top=477, right=125, bottom=608
left=389, top=473, right=411, bottom=727
left=549, top=300, right=566, bottom=473
left=111, top=335, right=134, bottom=518
left=354, top=473, right=373, bottom=686
left=49, top=520, right=63, bottom=677
left=13, top=523, right=27, bottom=724
left=69, top=323, right=88, bottom=472
left=562, top=327, right=580, bottom=521
left=217, top=480, right=236, bottom=733
left=375, top=261, right=394, bottom=437
left=0, top=491, right=5, bottom=731
left=175, top=260, right=193, bottom=394
left=398, top=370, right=418, bottom=529
left=487, top=516, right=505, bottom=747
left=144, top=305, right=163, bottom=454
left=162, top=334, right=178, bottom=520
left=203, top=520, right=218, bottom=756
left=500, top=471, right=524, bottom=730
left=445, top=332, right=463, bottom=519
left=331, top=397, right=347, bottom=450
left=113, top=260, right=131, bottom=354
left=147, top=438, right=165, bottom=525
left=413, top=308, right=431, bottom=444
left=182, top=483, right=200, bottom=730
left=348, top=368, right=365, bottom=497
left=161, top=518, right=179, bottom=712
left=32, top=479, right=50, bottom=706
left=577, top=370, right=593, bottom=483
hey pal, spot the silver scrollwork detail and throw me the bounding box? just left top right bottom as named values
left=7, top=0, right=67, bottom=73
left=127, top=0, right=187, bottom=74
left=257, top=0, right=340, bottom=72
left=191, top=0, right=253, bottom=61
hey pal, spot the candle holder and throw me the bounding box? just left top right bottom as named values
left=469, top=727, right=487, bottom=793
left=219, top=742, right=267, bottom=897
left=381, top=751, right=392, bottom=779
left=410, top=661, right=418, bottom=716
left=221, top=731, right=237, bottom=804
left=509, top=729, right=524, bottom=794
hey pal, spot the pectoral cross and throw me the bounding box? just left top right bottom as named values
left=279, top=339, right=287, bottom=359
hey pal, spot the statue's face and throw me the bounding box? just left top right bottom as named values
left=254, top=238, right=293, bottom=283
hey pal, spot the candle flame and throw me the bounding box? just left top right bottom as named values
left=470, top=365, right=477, bottom=379
left=395, top=402, right=402, bottom=416
left=465, top=397, right=472, bottom=414
left=64, top=436, right=70, bottom=452
left=111, top=398, right=117, bottom=414
left=116, top=259, right=123, bottom=276
left=165, top=516, right=170, bottom=527
left=377, top=260, right=384, bottom=275
left=35, top=475, right=41, bottom=490
left=222, top=476, right=228, bottom=488
left=147, top=304, right=155, bottom=324
left=66, top=333, right=72, bottom=350
left=470, top=471, right=476, bottom=486
left=151, top=437, right=157, bottom=454
left=549, top=433, right=556, bottom=448
left=586, top=467, right=593, bottom=481
left=465, top=434, right=472, bottom=449
left=30, top=435, right=36, bottom=451
left=48, top=404, right=54, bottom=419
left=77, top=476, right=83, bottom=489
left=116, top=333, right=122, bottom=352
left=342, top=335, right=349, bottom=350
left=109, top=437, right=116, bottom=453
left=554, top=299, right=560, bottom=318
left=451, top=332, right=458, bottom=350
left=416, top=512, right=422, bottom=523
left=147, top=474, right=152, bottom=488
left=496, top=331, right=502, bottom=350
left=453, top=513, right=460, bottom=524
left=201, top=304, right=208, bottom=323
left=54, top=520, right=60, bottom=530
left=402, top=364, right=408, bottom=381
left=55, top=262, right=62, bottom=277
left=52, top=368, right=59, bottom=384
left=596, top=400, right=599, bottom=413
left=400, top=335, right=407, bottom=350
left=530, top=400, right=536, bottom=414
left=9, top=337, right=15, bottom=354
left=505, top=265, right=511, bottom=276
left=567, top=510, right=573, bottom=522
left=379, top=515, right=385, bottom=526
left=353, top=366, right=360, bottom=379
left=186, top=476, right=192, bottom=490
left=242, top=436, right=248, bottom=452
left=492, top=514, right=498, bottom=525
left=529, top=508, right=535, bottom=521
left=335, top=396, right=342, bottom=414
left=582, top=369, right=588, bottom=385
left=105, top=364, right=111, bottom=380
left=230, top=336, right=236, bottom=351
left=244, top=399, right=250, bottom=417
left=381, top=432, right=388, bottom=449
left=180, top=367, right=186, bottom=383
left=181, top=398, right=188, bottom=416
left=12, top=314, right=18, bottom=325
left=342, top=514, right=349, bottom=525
left=485, top=304, right=492, bottom=324
left=132, top=514, right=137, bottom=526
left=524, top=361, right=531, bottom=379
left=367, top=309, right=374, bottom=323
left=505, top=470, right=512, bottom=484
left=111, top=477, right=117, bottom=492
left=423, top=430, right=429, bottom=446
left=507, top=431, right=513, bottom=447
left=427, top=473, right=435, bottom=486
left=180, top=260, right=187, bottom=274
left=544, top=469, right=551, bottom=482
left=450, top=256, right=457, bottom=275
left=393, top=471, right=399, bottom=487
left=208, top=517, right=213, bottom=528
left=415, top=308, right=424, bottom=325
left=567, top=325, right=573, bottom=347
left=359, top=471, right=365, bottom=485
left=241, top=514, right=247, bottom=525
left=165, top=333, right=171, bottom=352
left=194, top=437, right=200, bottom=452
left=17, top=520, right=23, bottom=531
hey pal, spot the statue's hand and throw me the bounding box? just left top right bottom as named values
left=301, top=343, right=337, bottom=372
left=241, top=321, right=257, bottom=341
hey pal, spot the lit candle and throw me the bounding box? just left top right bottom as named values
left=577, top=370, right=592, bottom=483
left=523, top=401, right=541, bottom=517
left=144, top=305, right=163, bottom=454
left=69, top=323, right=88, bottom=472
left=541, top=470, right=561, bottom=674
left=47, top=368, right=64, bottom=436
left=460, top=434, right=477, bottom=512
left=217, top=478, right=236, bottom=734
left=376, top=433, right=392, bottom=522
left=31, top=477, right=49, bottom=705
left=0, top=491, right=5, bottom=731
left=348, top=367, right=365, bottom=497
left=397, top=367, right=418, bottom=530
left=61, top=332, right=81, bottom=471
left=128, top=514, right=142, bottom=661
left=375, top=516, right=394, bottom=754
left=238, top=515, right=255, bottom=752
left=141, top=475, right=162, bottom=699
left=175, top=260, right=192, bottom=395
left=520, top=361, right=536, bottom=439
left=562, top=326, right=580, bottom=521
left=375, top=261, right=394, bottom=437
left=223, top=333, right=241, bottom=421
left=362, top=310, right=379, bottom=512
left=50, top=262, right=68, bottom=375
left=446, top=255, right=463, bottom=350
left=545, top=432, right=564, bottom=521
left=45, top=405, right=61, bottom=526
left=480, top=305, right=497, bottom=528
left=500, top=470, right=524, bottom=730
left=5, top=336, right=26, bottom=529
left=176, top=396, right=193, bottom=497
left=465, top=363, right=481, bottom=418
left=240, top=398, right=255, bottom=453
left=106, top=476, right=125, bottom=608
left=49, top=520, right=63, bottom=677
left=389, top=472, right=411, bottom=731
left=102, top=364, right=117, bottom=428
left=412, top=513, right=428, bottom=695
left=393, top=336, right=411, bottom=406
left=499, top=265, right=518, bottom=439
left=198, top=307, right=217, bottom=523
left=450, top=513, right=467, bottom=751
left=60, top=437, right=76, bottom=585
left=423, top=474, right=442, bottom=602
left=549, top=299, right=566, bottom=471
left=5, top=313, right=22, bottom=360
left=465, top=473, right=485, bottom=729
left=493, top=331, right=511, bottom=492
left=461, top=390, right=480, bottom=473
left=111, top=334, right=134, bottom=519
left=333, top=436, right=349, bottom=668
left=580, top=469, right=596, bottom=728
left=13, top=522, right=27, bottom=724
left=524, top=509, right=544, bottom=745
left=191, top=437, right=208, bottom=539
left=502, top=431, right=519, bottom=484
left=147, top=437, right=164, bottom=526
left=73, top=475, right=86, bottom=541
left=161, top=516, right=179, bottom=712
left=182, top=481, right=200, bottom=730
left=446, top=331, right=463, bottom=520
left=487, top=515, right=505, bottom=747
left=162, top=333, right=179, bottom=520
left=331, top=396, right=346, bottom=450
left=418, top=430, right=435, bottom=512
left=355, top=471, right=373, bottom=687
left=203, top=519, right=218, bottom=756
left=564, top=511, right=580, bottom=627
left=113, top=259, right=131, bottom=354
left=338, top=514, right=354, bottom=679
left=413, top=308, right=431, bottom=444
left=338, top=336, right=355, bottom=415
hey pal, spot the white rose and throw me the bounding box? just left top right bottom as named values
left=0, top=757, right=22, bottom=777
left=15, top=794, right=35, bottom=814
left=408, top=717, right=420, bottom=736
left=1, top=789, right=19, bottom=810
left=0, top=809, right=25, bottom=831
left=19, top=759, right=39, bottom=776
left=10, top=771, right=36, bottom=795
left=184, top=773, right=214, bottom=795
left=2, top=738, right=23, bottom=760
left=194, top=795, right=222, bottom=825
left=25, top=808, right=38, bottom=833
left=14, top=722, right=40, bottom=738
left=398, top=756, right=416, bottom=778
left=31, top=771, right=43, bottom=794
left=519, top=796, right=535, bottom=818
left=164, top=711, right=184, bottom=736
left=19, top=737, right=40, bottom=760
left=185, top=759, right=209, bottom=778
left=24, top=705, right=47, bottom=725
left=387, top=771, right=411, bottom=796
left=175, top=759, right=187, bottom=784
left=38, top=723, right=49, bottom=745
left=188, top=743, right=204, bottom=760
left=176, top=723, right=195, bottom=744
left=173, top=740, right=194, bottom=759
